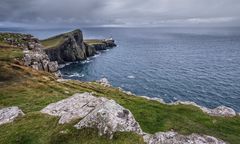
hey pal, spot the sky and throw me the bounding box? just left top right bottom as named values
left=0, top=0, right=240, bottom=28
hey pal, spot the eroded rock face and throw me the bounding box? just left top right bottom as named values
left=143, top=131, right=226, bottom=144
left=44, top=29, right=88, bottom=64
left=74, top=99, right=143, bottom=138
left=1, top=32, right=60, bottom=76
left=0, top=107, right=24, bottom=125
left=22, top=37, right=59, bottom=74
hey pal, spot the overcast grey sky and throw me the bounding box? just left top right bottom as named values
left=0, top=0, right=240, bottom=27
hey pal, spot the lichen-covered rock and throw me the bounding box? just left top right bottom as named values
left=0, top=32, right=60, bottom=75
left=41, top=92, right=142, bottom=138
left=41, top=93, right=107, bottom=124
left=74, top=99, right=143, bottom=138
left=96, top=78, right=111, bottom=87
left=172, top=101, right=237, bottom=117
left=136, top=95, right=237, bottom=117
left=22, top=38, right=59, bottom=74
left=143, top=131, right=226, bottom=144
left=0, top=107, right=24, bottom=125
left=48, top=61, right=59, bottom=72
left=204, top=105, right=236, bottom=117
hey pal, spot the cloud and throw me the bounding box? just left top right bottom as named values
left=0, top=0, right=240, bottom=27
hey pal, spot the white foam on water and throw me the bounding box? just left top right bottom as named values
left=68, top=73, right=85, bottom=78
left=127, top=75, right=135, bottom=79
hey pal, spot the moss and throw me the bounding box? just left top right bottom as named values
left=0, top=46, right=240, bottom=143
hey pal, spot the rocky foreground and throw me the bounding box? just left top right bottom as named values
left=0, top=93, right=226, bottom=144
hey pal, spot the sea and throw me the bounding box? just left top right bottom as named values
left=1, top=27, right=240, bottom=111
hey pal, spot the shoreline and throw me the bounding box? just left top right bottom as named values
left=94, top=78, right=240, bottom=117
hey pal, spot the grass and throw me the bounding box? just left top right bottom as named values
left=0, top=47, right=240, bottom=143
left=41, top=36, right=65, bottom=49
left=0, top=48, right=23, bottom=61
left=84, top=39, right=106, bottom=46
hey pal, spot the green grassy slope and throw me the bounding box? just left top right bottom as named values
left=41, top=35, right=65, bottom=49
left=84, top=39, right=107, bottom=46
left=0, top=48, right=240, bottom=144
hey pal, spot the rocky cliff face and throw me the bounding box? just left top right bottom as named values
left=42, top=29, right=116, bottom=64
left=0, top=33, right=60, bottom=76
left=43, top=29, right=89, bottom=64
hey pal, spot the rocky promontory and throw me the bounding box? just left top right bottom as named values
left=41, top=29, right=116, bottom=64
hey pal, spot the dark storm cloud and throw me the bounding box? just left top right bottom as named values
left=0, top=0, right=240, bottom=27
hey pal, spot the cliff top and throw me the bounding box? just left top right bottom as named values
left=41, top=29, right=82, bottom=49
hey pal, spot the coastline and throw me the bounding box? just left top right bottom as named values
left=95, top=78, right=240, bottom=117
left=1, top=30, right=240, bottom=144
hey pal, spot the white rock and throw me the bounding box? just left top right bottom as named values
left=143, top=131, right=226, bottom=144
left=137, top=96, right=237, bottom=117
left=41, top=93, right=107, bottom=124
left=206, top=105, right=236, bottom=117
left=96, top=78, right=111, bottom=87
left=74, top=99, right=142, bottom=138
left=41, top=92, right=142, bottom=138
left=0, top=106, right=24, bottom=125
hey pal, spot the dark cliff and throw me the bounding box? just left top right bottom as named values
left=42, top=29, right=94, bottom=64
left=42, top=29, right=116, bottom=64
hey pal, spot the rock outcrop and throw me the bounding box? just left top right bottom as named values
left=22, top=36, right=60, bottom=75
left=41, top=93, right=142, bottom=138
left=135, top=95, right=237, bottom=117
left=0, top=106, right=24, bottom=125
left=0, top=32, right=60, bottom=75
left=74, top=99, right=142, bottom=138
left=41, top=93, right=107, bottom=124
left=41, top=92, right=226, bottom=143
left=96, top=77, right=111, bottom=87
left=143, top=131, right=225, bottom=144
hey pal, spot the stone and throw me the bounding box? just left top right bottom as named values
left=41, top=93, right=142, bottom=138
left=136, top=95, right=237, bottom=117
left=74, top=99, right=143, bottom=139
left=48, top=61, right=58, bottom=72
left=96, top=78, right=111, bottom=87
left=0, top=107, right=24, bottom=125
left=41, top=93, right=108, bottom=124
left=143, top=131, right=226, bottom=144
left=205, top=105, right=236, bottom=117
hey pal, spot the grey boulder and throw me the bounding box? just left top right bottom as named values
left=0, top=106, right=24, bottom=125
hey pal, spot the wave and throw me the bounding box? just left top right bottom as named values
left=67, top=73, right=85, bottom=78
left=127, top=75, right=135, bottom=79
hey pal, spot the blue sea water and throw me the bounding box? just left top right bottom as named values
left=1, top=27, right=240, bottom=111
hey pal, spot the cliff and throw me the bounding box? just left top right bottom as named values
left=0, top=32, right=60, bottom=76
left=41, top=29, right=116, bottom=64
